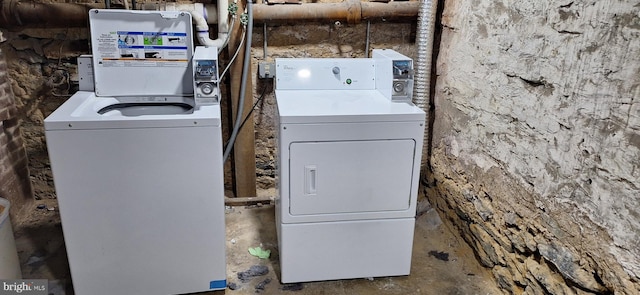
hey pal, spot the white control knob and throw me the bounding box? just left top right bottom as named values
left=393, top=81, right=405, bottom=93
left=200, top=83, right=214, bottom=95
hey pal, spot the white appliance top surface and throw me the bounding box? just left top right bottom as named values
left=45, top=91, right=220, bottom=130
left=276, top=89, right=425, bottom=124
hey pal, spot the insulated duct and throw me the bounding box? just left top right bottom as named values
left=413, top=0, right=437, bottom=168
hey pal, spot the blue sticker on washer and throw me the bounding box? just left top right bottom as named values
left=209, top=279, right=227, bottom=290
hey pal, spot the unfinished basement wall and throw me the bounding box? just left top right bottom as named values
left=0, top=28, right=87, bottom=218
left=427, top=0, right=640, bottom=293
left=0, top=33, right=33, bottom=220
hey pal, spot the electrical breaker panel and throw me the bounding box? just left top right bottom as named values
left=193, top=46, right=220, bottom=105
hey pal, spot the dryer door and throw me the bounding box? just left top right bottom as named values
left=289, top=139, right=416, bottom=216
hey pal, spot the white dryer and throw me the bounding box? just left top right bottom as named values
left=275, top=50, right=425, bottom=283
left=44, top=10, right=226, bottom=295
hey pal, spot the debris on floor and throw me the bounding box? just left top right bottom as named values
left=248, top=246, right=271, bottom=259
left=227, top=282, right=239, bottom=290
left=281, top=283, right=304, bottom=291
left=429, top=250, right=450, bottom=261
left=255, top=278, right=272, bottom=292
left=237, top=265, right=270, bottom=283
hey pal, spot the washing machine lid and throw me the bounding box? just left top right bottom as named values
left=89, top=9, right=194, bottom=97
left=44, top=92, right=221, bottom=130
left=275, top=89, right=425, bottom=124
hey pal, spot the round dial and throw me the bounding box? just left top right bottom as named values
left=200, top=83, right=214, bottom=95
left=393, top=82, right=405, bottom=93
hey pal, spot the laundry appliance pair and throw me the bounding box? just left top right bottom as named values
left=44, top=8, right=425, bottom=295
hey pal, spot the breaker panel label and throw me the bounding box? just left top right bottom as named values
left=95, top=31, right=188, bottom=67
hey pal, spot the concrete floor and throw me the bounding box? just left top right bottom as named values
left=14, top=197, right=502, bottom=294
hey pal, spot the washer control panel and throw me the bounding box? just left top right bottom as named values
left=193, top=46, right=220, bottom=105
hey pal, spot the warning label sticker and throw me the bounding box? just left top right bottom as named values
left=95, top=31, right=189, bottom=67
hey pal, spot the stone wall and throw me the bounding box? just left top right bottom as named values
left=0, top=29, right=87, bottom=219
left=0, top=36, right=33, bottom=220
left=427, top=0, right=640, bottom=293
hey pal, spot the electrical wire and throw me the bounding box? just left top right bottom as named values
left=218, top=16, right=237, bottom=54
left=219, top=27, right=245, bottom=82
left=237, top=84, right=269, bottom=132
left=223, top=2, right=253, bottom=163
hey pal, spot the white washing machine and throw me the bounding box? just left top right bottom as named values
left=44, top=10, right=226, bottom=295
left=275, top=50, right=425, bottom=283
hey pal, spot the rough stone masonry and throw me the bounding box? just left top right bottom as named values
left=427, top=0, right=639, bottom=293
left=0, top=35, right=33, bottom=220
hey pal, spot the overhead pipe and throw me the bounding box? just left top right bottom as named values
left=163, top=2, right=230, bottom=52
left=0, top=0, right=101, bottom=29
left=0, top=0, right=231, bottom=50
left=0, top=1, right=221, bottom=26
left=252, top=0, right=419, bottom=24
left=0, top=0, right=418, bottom=28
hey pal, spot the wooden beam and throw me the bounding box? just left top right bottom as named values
left=227, top=0, right=257, bottom=198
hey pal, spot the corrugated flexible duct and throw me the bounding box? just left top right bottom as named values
left=413, top=0, right=437, bottom=168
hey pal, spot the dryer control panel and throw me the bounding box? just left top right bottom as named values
left=373, top=49, right=414, bottom=102
left=193, top=46, right=220, bottom=105
left=275, top=58, right=376, bottom=90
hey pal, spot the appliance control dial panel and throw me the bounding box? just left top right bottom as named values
left=391, top=59, right=413, bottom=101
left=275, top=58, right=376, bottom=90
left=193, top=46, right=220, bottom=105
left=372, top=49, right=415, bottom=102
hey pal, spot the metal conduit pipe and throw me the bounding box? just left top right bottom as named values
left=252, top=0, right=419, bottom=24
left=0, top=0, right=220, bottom=28
left=412, top=0, right=438, bottom=168
left=0, top=0, right=418, bottom=28
left=0, top=0, right=101, bottom=29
